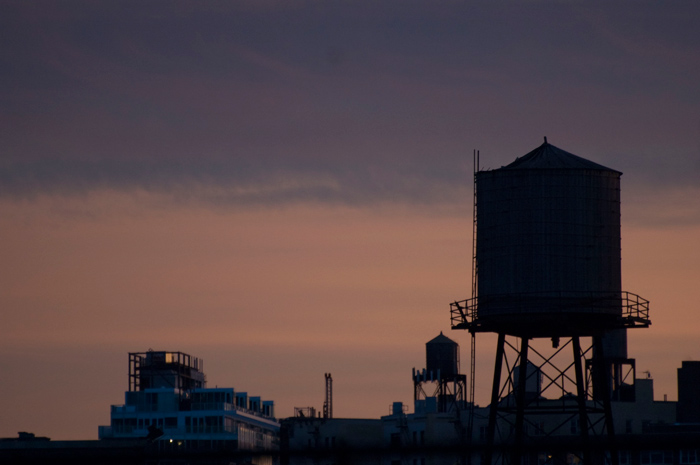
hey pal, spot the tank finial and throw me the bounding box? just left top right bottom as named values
left=544, top=136, right=548, bottom=144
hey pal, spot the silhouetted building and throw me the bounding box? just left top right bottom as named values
left=677, top=361, right=700, bottom=423
left=282, top=336, right=678, bottom=465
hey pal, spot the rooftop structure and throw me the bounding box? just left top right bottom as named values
left=457, top=139, right=648, bottom=337
left=413, top=332, right=466, bottom=415
left=451, top=140, right=651, bottom=465
left=128, top=351, right=205, bottom=393
left=677, top=361, right=700, bottom=423
left=281, top=336, right=681, bottom=465
left=99, top=350, right=279, bottom=453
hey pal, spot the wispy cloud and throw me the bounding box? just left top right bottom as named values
left=0, top=1, right=698, bottom=220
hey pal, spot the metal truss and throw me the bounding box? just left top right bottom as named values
left=485, top=335, right=618, bottom=465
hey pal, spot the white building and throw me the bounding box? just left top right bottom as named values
left=98, top=350, right=279, bottom=453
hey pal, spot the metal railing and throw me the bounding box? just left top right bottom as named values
left=620, top=291, right=650, bottom=324
left=451, top=291, right=650, bottom=331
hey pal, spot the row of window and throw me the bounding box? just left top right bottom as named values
left=113, top=417, right=178, bottom=430
left=388, top=430, right=425, bottom=447
left=382, top=450, right=700, bottom=465
left=636, top=449, right=700, bottom=465
left=471, top=450, right=699, bottom=465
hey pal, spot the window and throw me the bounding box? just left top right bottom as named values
left=619, top=451, right=630, bottom=465
left=641, top=450, right=673, bottom=465
left=681, top=449, right=700, bottom=464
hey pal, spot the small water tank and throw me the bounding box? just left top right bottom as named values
left=512, top=361, right=543, bottom=398
left=426, top=332, right=459, bottom=378
left=475, top=140, right=622, bottom=336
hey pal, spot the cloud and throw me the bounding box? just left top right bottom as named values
left=0, top=1, right=698, bottom=217
left=0, top=157, right=472, bottom=210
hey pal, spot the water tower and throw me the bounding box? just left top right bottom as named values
left=450, top=140, right=650, bottom=465
left=413, top=332, right=467, bottom=414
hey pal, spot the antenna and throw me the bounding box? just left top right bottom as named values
left=323, top=373, right=333, bottom=419
left=469, top=149, right=479, bottom=453
left=471, top=149, right=479, bottom=299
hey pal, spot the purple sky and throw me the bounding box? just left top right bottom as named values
left=1, top=1, right=699, bottom=439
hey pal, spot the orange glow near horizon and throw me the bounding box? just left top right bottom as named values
left=1, top=190, right=699, bottom=439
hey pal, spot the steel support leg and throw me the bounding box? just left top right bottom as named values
left=486, top=333, right=506, bottom=465
left=512, top=337, right=530, bottom=465
left=573, top=336, right=592, bottom=464
left=593, top=336, right=618, bottom=465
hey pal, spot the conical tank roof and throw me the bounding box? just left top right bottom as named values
left=427, top=331, right=458, bottom=345
left=503, top=138, right=620, bottom=174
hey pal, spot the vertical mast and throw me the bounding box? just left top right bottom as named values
left=323, top=373, right=333, bottom=419
left=468, top=150, right=479, bottom=449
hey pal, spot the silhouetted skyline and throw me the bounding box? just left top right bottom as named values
left=1, top=1, right=699, bottom=439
